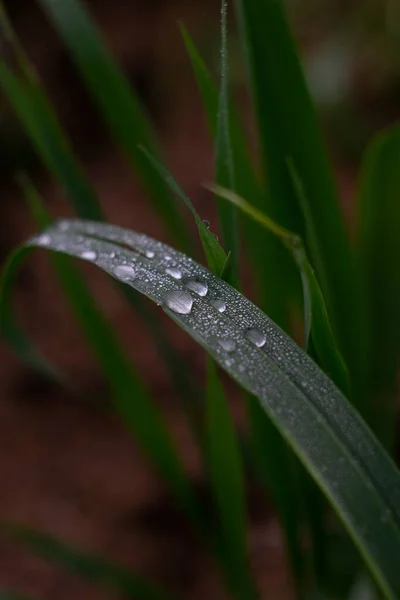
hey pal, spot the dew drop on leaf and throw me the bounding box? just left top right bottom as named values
left=81, top=250, right=97, bottom=260
left=218, top=338, right=236, bottom=352
left=164, top=290, right=193, bottom=315
left=114, top=264, right=136, bottom=281
left=212, top=298, right=227, bottom=313
left=184, top=278, right=208, bottom=297
left=37, top=234, right=51, bottom=246
left=165, top=267, right=183, bottom=280
left=245, top=328, right=267, bottom=348
left=145, top=250, right=155, bottom=259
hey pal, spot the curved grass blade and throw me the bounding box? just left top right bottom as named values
left=5, top=219, right=400, bottom=598
left=1, top=524, right=178, bottom=600
left=180, top=22, right=298, bottom=330
left=358, top=125, right=400, bottom=448
left=211, top=185, right=349, bottom=396
left=139, top=146, right=228, bottom=278
left=36, top=0, right=189, bottom=250
left=233, top=0, right=366, bottom=403
left=206, top=361, right=258, bottom=600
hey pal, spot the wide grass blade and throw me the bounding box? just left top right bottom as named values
left=180, top=23, right=298, bottom=329
left=2, top=524, right=178, bottom=600
left=6, top=219, right=400, bottom=599
left=205, top=361, right=258, bottom=600
left=36, top=0, right=189, bottom=249
left=358, top=125, right=400, bottom=447
left=233, top=0, right=366, bottom=403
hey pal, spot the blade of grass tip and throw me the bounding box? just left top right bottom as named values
left=206, top=361, right=258, bottom=600
left=211, top=184, right=349, bottom=395
left=358, top=125, right=400, bottom=449
left=180, top=21, right=300, bottom=330
left=1, top=240, right=202, bottom=530
left=139, top=145, right=228, bottom=278
left=1, top=524, right=179, bottom=600
left=233, top=0, right=367, bottom=404
left=21, top=220, right=400, bottom=599
left=0, top=14, right=201, bottom=414
left=35, top=0, right=190, bottom=251
left=215, top=1, right=239, bottom=289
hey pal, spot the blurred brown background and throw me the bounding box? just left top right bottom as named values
left=0, top=1, right=399, bottom=598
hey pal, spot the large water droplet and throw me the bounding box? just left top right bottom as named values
left=184, top=278, right=208, bottom=297
left=212, top=298, right=226, bottom=313
left=218, top=338, right=236, bottom=352
left=245, top=328, right=266, bottom=348
left=81, top=250, right=97, bottom=260
left=114, top=264, right=136, bottom=280
left=145, top=250, right=155, bottom=259
left=37, top=234, right=51, bottom=246
left=164, top=290, right=193, bottom=315
left=202, top=219, right=211, bottom=228
left=165, top=267, right=182, bottom=280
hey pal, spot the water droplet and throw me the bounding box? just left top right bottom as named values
left=59, top=220, right=70, bottom=231
left=245, top=328, right=266, bottom=348
left=238, top=364, right=246, bottom=373
left=184, top=278, right=208, bottom=297
left=164, top=255, right=172, bottom=261
left=109, top=251, right=116, bottom=259
left=145, top=250, right=155, bottom=259
left=212, top=298, right=226, bottom=313
left=114, top=265, right=136, bottom=280
left=218, top=338, right=236, bottom=352
left=202, top=219, right=211, bottom=228
left=81, top=250, right=97, bottom=260
left=164, top=290, right=193, bottom=315
left=37, top=234, right=51, bottom=246
left=165, top=267, right=182, bottom=280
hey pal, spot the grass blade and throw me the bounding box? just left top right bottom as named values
left=36, top=0, right=189, bottom=249
left=205, top=361, right=257, bottom=600
left=233, top=0, right=366, bottom=402
left=2, top=524, right=179, bottom=600
left=8, top=219, right=400, bottom=598
left=358, top=125, right=400, bottom=448
left=211, top=185, right=349, bottom=395
left=180, top=22, right=299, bottom=330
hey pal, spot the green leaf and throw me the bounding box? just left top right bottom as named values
left=139, top=145, right=228, bottom=277
left=1, top=524, right=178, bottom=600
left=6, top=219, right=400, bottom=599
left=205, top=361, right=257, bottom=600
left=358, top=125, right=400, bottom=447
left=181, top=22, right=298, bottom=330
left=36, top=0, right=189, bottom=250
left=210, top=184, right=349, bottom=395
left=233, top=0, right=366, bottom=402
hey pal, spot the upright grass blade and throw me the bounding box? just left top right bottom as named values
left=5, top=220, right=400, bottom=598
left=139, top=146, right=228, bottom=278
left=358, top=125, right=400, bottom=448
left=214, top=1, right=239, bottom=288
left=205, top=361, right=258, bottom=600
left=180, top=22, right=299, bottom=330
left=35, top=0, right=189, bottom=250
left=1, top=524, right=179, bottom=600
left=233, top=0, right=367, bottom=405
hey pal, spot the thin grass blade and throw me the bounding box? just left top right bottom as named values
left=35, top=0, right=189, bottom=249
left=6, top=219, right=400, bottom=598
left=357, top=125, right=400, bottom=448
left=1, top=524, right=179, bottom=600
left=233, top=0, right=366, bottom=403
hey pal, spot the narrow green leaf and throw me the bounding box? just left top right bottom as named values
left=2, top=524, right=178, bottom=600
left=180, top=22, right=298, bottom=330
left=215, top=1, right=239, bottom=288
left=211, top=185, right=349, bottom=395
left=358, top=125, right=400, bottom=448
left=233, top=0, right=366, bottom=402
left=206, top=361, right=257, bottom=600
left=139, top=145, right=228, bottom=277
left=36, top=0, right=189, bottom=249
left=7, top=219, right=400, bottom=599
